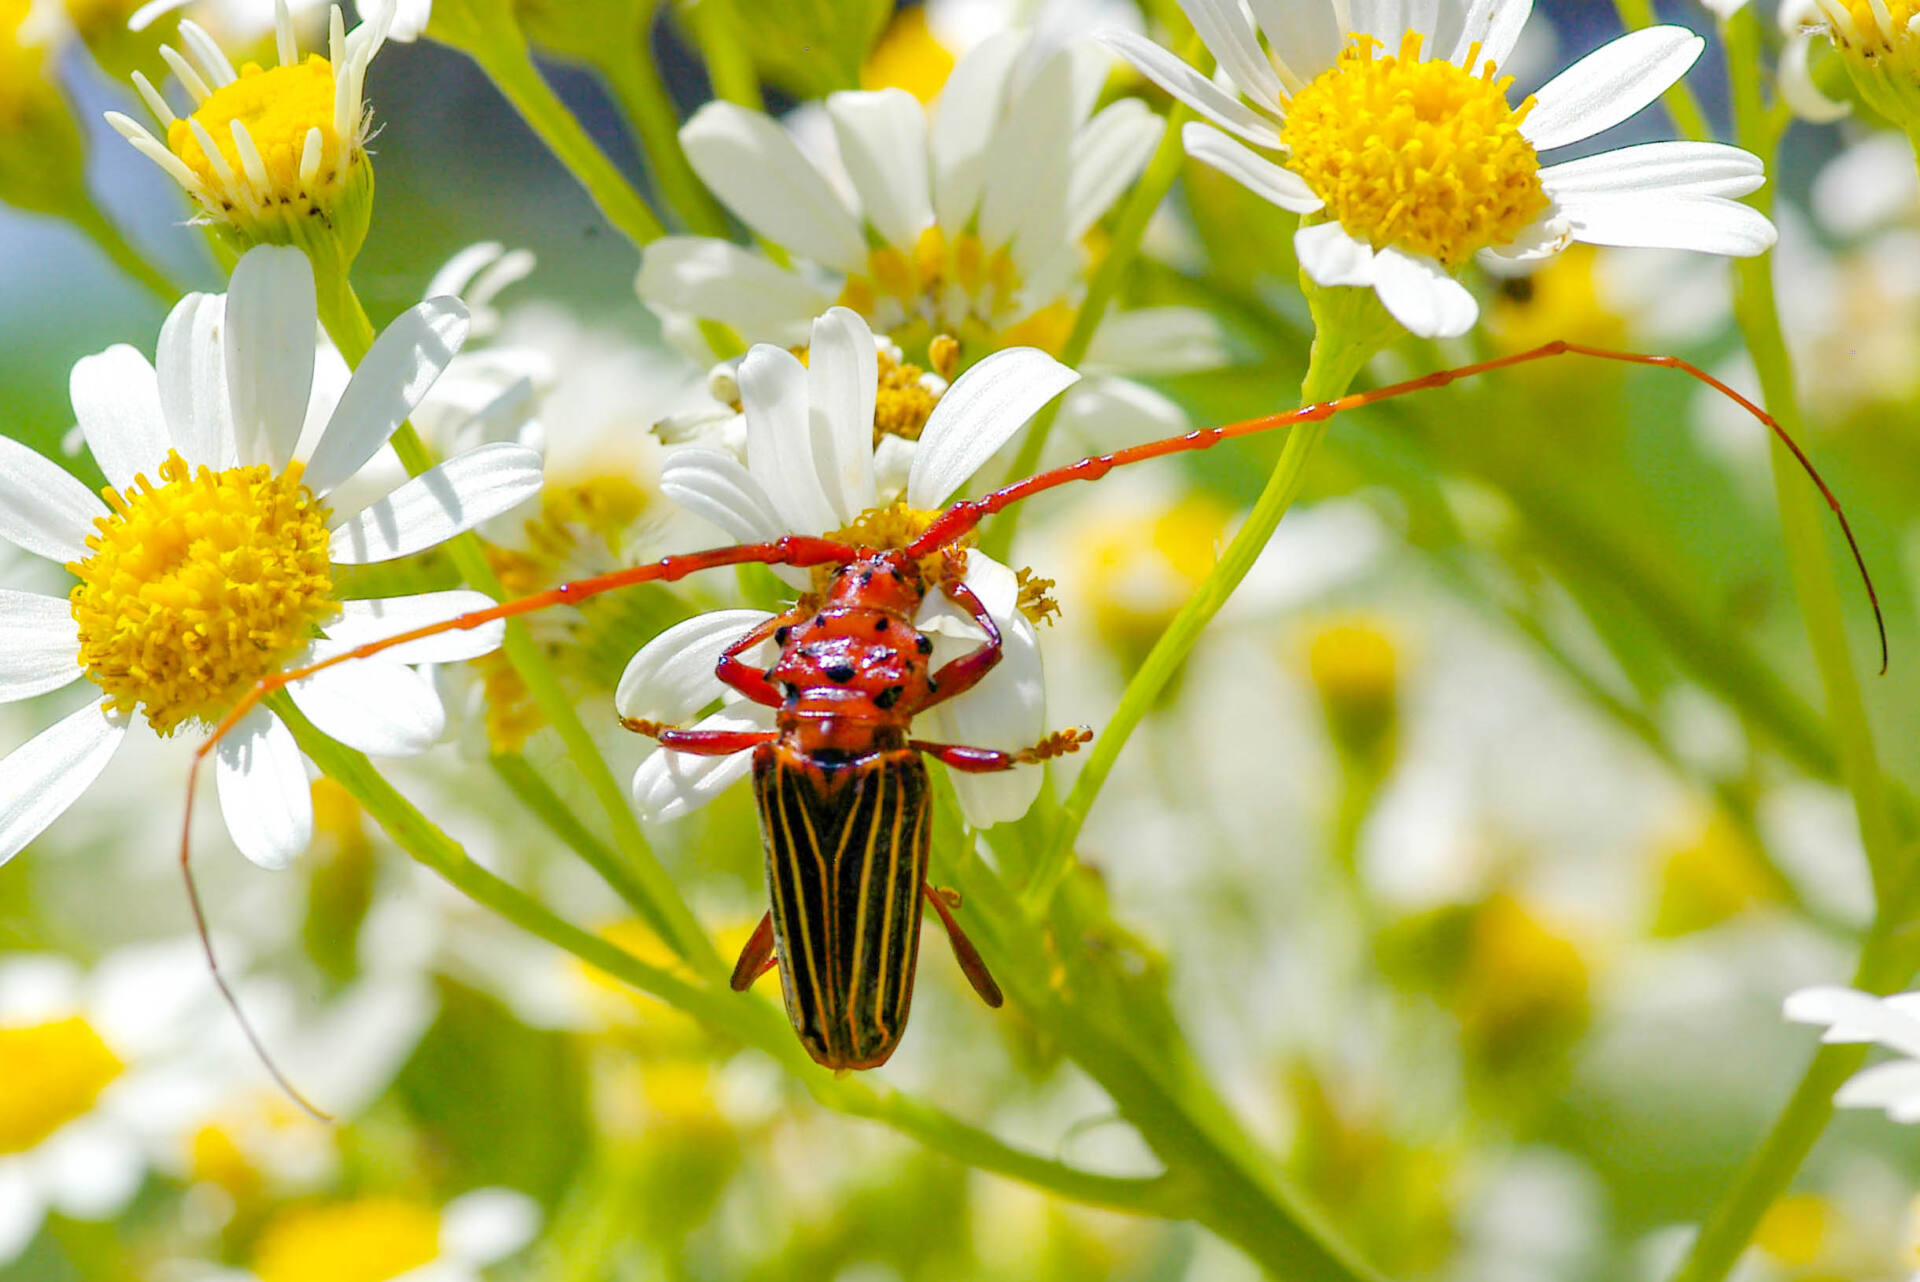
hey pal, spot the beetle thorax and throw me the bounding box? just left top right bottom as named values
left=769, top=555, right=939, bottom=754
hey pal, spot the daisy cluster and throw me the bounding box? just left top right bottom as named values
left=1, top=0, right=1918, bottom=1279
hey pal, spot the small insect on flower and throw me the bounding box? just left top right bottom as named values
left=171, top=336, right=1885, bottom=1075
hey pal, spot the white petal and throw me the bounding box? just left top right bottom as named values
left=35, top=1121, right=143, bottom=1220
left=931, top=31, right=1024, bottom=234
left=224, top=245, right=318, bottom=468
left=1371, top=247, right=1478, bottom=338
left=328, top=443, right=544, bottom=564
left=1296, top=221, right=1379, bottom=287
left=215, top=708, right=312, bottom=870
left=1539, top=141, right=1766, bottom=200
left=1780, top=31, right=1851, bottom=123
left=615, top=609, right=775, bottom=722
left=827, top=89, right=934, bottom=250
left=1561, top=194, right=1777, bottom=256
left=908, top=348, right=1080, bottom=510
left=1245, top=0, right=1341, bottom=85
left=1833, top=1060, right=1920, bottom=1117
left=1349, top=0, right=1406, bottom=44
left=740, top=343, right=841, bottom=534
left=289, top=648, right=445, bottom=756
left=155, top=291, right=236, bottom=469
left=1068, top=100, right=1166, bottom=242
left=1084, top=307, right=1229, bottom=376
left=0, top=591, right=82, bottom=703
left=1785, top=986, right=1920, bottom=1057
left=0, top=1162, right=45, bottom=1264
left=804, top=307, right=879, bottom=524
left=1184, top=0, right=1286, bottom=104
left=1478, top=212, right=1574, bottom=265
left=681, top=101, right=868, bottom=273
left=1053, top=377, right=1189, bottom=450
left=635, top=237, right=831, bottom=345
left=440, top=1188, right=540, bottom=1266
left=0, top=435, right=108, bottom=564
left=630, top=706, right=772, bottom=821
left=328, top=590, right=505, bottom=665
left=659, top=450, right=789, bottom=547
left=427, top=242, right=507, bottom=301
left=1478, top=0, right=1535, bottom=68
left=979, top=49, right=1077, bottom=266
left=1096, top=30, right=1284, bottom=148
left=1522, top=26, right=1704, bottom=152
left=304, top=297, right=471, bottom=496
left=69, top=346, right=168, bottom=492
left=0, top=701, right=126, bottom=865
left=1183, top=121, right=1323, bottom=214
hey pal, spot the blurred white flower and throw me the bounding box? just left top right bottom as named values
left=1695, top=0, right=1852, bottom=121
left=1786, top=986, right=1920, bottom=1120
left=1105, top=0, right=1777, bottom=337
left=622, top=307, right=1076, bottom=827
left=0, top=245, right=540, bottom=869
left=129, top=0, right=431, bottom=43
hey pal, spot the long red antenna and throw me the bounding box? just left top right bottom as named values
left=907, top=340, right=1886, bottom=675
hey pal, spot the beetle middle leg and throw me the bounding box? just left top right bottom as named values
left=909, top=727, right=1093, bottom=772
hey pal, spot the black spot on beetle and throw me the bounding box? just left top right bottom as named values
left=782, top=682, right=800, bottom=699
left=874, top=618, right=890, bottom=632
left=916, top=635, right=933, bottom=655
left=774, top=626, right=790, bottom=645
left=874, top=684, right=903, bottom=710
left=824, top=664, right=857, bottom=683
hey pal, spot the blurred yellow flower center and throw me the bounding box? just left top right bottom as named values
left=63, top=0, right=141, bottom=37
left=861, top=6, right=955, bottom=103
left=0, top=1017, right=123, bottom=1154
left=1282, top=33, right=1548, bottom=268
left=167, top=56, right=340, bottom=202
left=251, top=1198, right=442, bottom=1282
left=70, top=451, right=337, bottom=736
left=838, top=227, right=1076, bottom=358
left=0, top=0, right=43, bottom=122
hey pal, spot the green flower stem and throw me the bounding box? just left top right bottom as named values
left=1025, top=290, right=1392, bottom=910
left=1663, top=16, right=1909, bottom=1281
left=275, top=694, right=1180, bottom=1221
left=316, top=279, right=721, bottom=976
left=68, top=203, right=185, bottom=301
left=980, top=32, right=1207, bottom=563
left=681, top=0, right=764, bottom=111
left=428, top=0, right=667, bottom=248
left=1609, top=0, right=1714, bottom=142
left=1725, top=9, right=1900, bottom=894
left=597, top=35, right=731, bottom=237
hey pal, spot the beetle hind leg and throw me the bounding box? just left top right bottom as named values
left=923, top=884, right=1004, bottom=1008
left=730, top=912, right=778, bottom=992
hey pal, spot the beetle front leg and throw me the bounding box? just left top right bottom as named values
left=620, top=717, right=777, bottom=755
left=716, top=606, right=812, bottom=707
left=910, top=728, right=1093, bottom=773
left=923, top=884, right=1003, bottom=1007
left=918, top=575, right=1004, bottom=712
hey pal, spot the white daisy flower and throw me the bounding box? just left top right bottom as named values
left=131, top=0, right=431, bottom=44
left=188, top=1186, right=538, bottom=1282
left=1785, top=986, right=1920, bottom=1121
left=0, top=244, right=544, bottom=870
left=106, top=2, right=389, bottom=253
left=0, top=941, right=239, bottom=1265
left=636, top=34, right=1224, bottom=390
left=1103, top=0, right=1778, bottom=338
left=619, top=307, right=1078, bottom=828
left=1697, top=0, right=1852, bottom=121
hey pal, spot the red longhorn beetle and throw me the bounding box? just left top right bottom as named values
left=180, top=342, right=1884, bottom=1085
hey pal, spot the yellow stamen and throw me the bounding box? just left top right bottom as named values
left=168, top=56, right=341, bottom=204
left=861, top=6, right=955, bottom=103
left=836, top=226, right=1079, bottom=362
left=1281, top=33, right=1549, bottom=269
left=69, top=450, right=337, bottom=736
left=873, top=347, right=942, bottom=443
left=251, top=1198, right=442, bottom=1282
left=816, top=502, right=958, bottom=593
left=0, top=1017, right=123, bottom=1154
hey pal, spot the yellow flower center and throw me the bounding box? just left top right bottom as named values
left=69, top=450, right=337, bottom=736
left=0, top=1017, right=124, bottom=1154
left=167, top=56, right=341, bottom=204
left=837, top=227, right=1076, bottom=360
left=251, top=1198, right=442, bottom=1282
left=1826, top=0, right=1920, bottom=47
left=861, top=6, right=955, bottom=103
left=1281, top=33, right=1549, bottom=269
left=873, top=346, right=943, bottom=443
left=816, top=502, right=957, bottom=593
